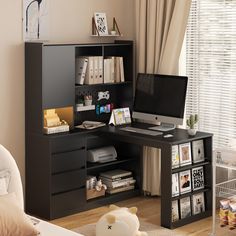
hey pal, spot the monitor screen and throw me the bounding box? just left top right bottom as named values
left=133, top=73, right=188, bottom=125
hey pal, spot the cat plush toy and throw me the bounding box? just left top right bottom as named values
left=96, top=205, right=147, bottom=236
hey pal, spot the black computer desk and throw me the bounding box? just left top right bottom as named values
left=100, top=122, right=213, bottom=229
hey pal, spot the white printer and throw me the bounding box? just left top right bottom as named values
left=87, top=146, right=117, bottom=163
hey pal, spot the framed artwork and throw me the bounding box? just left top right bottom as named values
left=23, top=0, right=50, bottom=41
left=192, top=139, right=205, bottom=163
left=94, top=12, right=109, bottom=35
left=179, top=142, right=192, bottom=166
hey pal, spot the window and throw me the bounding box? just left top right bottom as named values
left=185, top=0, right=236, bottom=148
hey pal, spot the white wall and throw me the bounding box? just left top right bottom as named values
left=0, top=0, right=135, bottom=187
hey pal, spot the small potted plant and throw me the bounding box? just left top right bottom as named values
left=84, top=95, right=93, bottom=106
left=186, top=114, right=198, bottom=136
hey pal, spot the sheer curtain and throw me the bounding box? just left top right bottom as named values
left=185, top=0, right=236, bottom=149
left=135, top=0, right=191, bottom=195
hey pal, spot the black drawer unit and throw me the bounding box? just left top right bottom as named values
left=52, top=169, right=86, bottom=194
left=51, top=188, right=86, bottom=218
left=52, top=149, right=86, bottom=174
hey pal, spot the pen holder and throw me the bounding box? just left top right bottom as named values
left=84, top=99, right=92, bottom=106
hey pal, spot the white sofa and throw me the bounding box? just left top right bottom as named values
left=0, top=144, right=83, bottom=236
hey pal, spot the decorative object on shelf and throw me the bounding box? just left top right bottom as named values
left=86, top=177, right=107, bottom=200
left=23, top=0, right=49, bottom=41
left=84, top=95, right=93, bottom=106
left=96, top=205, right=147, bottom=236
left=96, top=103, right=114, bottom=115
left=186, top=114, right=198, bottom=136
left=93, top=12, right=109, bottom=36
left=98, top=91, right=110, bottom=101
left=92, top=15, right=122, bottom=36
left=43, top=109, right=69, bottom=134
left=109, top=107, right=131, bottom=126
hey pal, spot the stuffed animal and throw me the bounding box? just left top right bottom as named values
left=96, top=205, right=147, bottom=236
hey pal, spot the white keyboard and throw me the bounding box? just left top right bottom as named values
left=120, top=127, right=163, bottom=136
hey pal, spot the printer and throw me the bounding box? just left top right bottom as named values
left=87, top=146, right=117, bottom=163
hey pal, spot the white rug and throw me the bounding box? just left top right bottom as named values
left=72, top=220, right=185, bottom=236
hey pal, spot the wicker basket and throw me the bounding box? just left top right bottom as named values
left=86, top=188, right=106, bottom=200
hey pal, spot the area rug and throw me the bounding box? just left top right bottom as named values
left=72, top=219, right=186, bottom=236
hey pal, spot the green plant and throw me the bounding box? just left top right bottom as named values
left=186, top=114, right=198, bottom=129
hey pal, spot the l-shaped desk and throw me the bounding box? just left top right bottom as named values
left=26, top=122, right=212, bottom=229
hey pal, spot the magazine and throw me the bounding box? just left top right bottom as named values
left=179, top=142, right=192, bottom=166
left=192, top=166, right=204, bottom=191
left=172, top=173, right=180, bottom=197
left=172, top=145, right=180, bottom=169
left=172, top=200, right=179, bottom=222
left=192, top=192, right=205, bottom=215
left=180, top=197, right=191, bottom=219
left=192, top=140, right=205, bottom=163
left=179, top=170, right=192, bottom=194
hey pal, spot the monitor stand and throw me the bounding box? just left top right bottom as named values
left=148, top=123, right=176, bottom=132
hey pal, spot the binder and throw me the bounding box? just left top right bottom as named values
left=84, top=57, right=94, bottom=84
left=115, top=57, right=121, bottom=83
left=109, top=57, right=115, bottom=83
left=104, top=58, right=111, bottom=83
left=119, top=57, right=125, bottom=82
left=75, top=57, right=88, bottom=85
left=93, top=56, right=99, bottom=84
left=98, top=56, right=103, bottom=84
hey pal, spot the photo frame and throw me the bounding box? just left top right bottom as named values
left=93, top=12, right=109, bottom=36
left=179, top=142, right=192, bottom=166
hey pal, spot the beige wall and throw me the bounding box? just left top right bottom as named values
left=0, top=0, right=135, bottom=187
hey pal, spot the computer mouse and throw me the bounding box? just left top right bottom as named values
left=163, top=134, right=173, bottom=138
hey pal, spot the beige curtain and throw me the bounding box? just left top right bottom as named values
left=135, top=0, right=191, bottom=195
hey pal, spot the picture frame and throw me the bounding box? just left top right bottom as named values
left=180, top=196, right=191, bottom=219
left=94, top=12, right=109, bottom=35
left=192, top=166, right=204, bottom=191
left=179, top=169, right=192, bottom=194
left=192, top=192, right=205, bottom=215
left=192, top=139, right=205, bottom=163
left=179, top=142, right=192, bottom=166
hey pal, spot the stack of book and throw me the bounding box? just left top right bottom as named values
left=99, top=169, right=136, bottom=194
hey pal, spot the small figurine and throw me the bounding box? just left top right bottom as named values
left=95, top=179, right=107, bottom=192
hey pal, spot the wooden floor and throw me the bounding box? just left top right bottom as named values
left=50, top=196, right=221, bottom=235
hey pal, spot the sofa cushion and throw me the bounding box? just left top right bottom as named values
left=0, top=193, right=39, bottom=236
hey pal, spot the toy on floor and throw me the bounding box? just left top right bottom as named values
left=96, top=205, right=148, bottom=236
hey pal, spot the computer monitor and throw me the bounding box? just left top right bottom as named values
left=132, top=73, right=188, bottom=131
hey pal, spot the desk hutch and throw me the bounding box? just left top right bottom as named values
left=25, top=41, right=212, bottom=229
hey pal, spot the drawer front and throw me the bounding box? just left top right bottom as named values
left=51, top=188, right=86, bottom=218
left=51, top=136, right=86, bottom=153
left=52, top=149, right=86, bottom=174
left=52, top=169, right=86, bottom=194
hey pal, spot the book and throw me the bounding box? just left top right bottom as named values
left=172, top=173, right=179, bottom=197
left=192, top=166, right=204, bottom=191
left=101, top=177, right=135, bottom=188
left=192, top=192, right=205, bottom=215
left=99, top=174, right=132, bottom=182
left=106, top=184, right=135, bottom=194
left=180, top=196, right=191, bottom=219
left=94, top=12, right=108, bottom=35
left=179, top=142, right=192, bottom=166
left=172, top=200, right=179, bottom=222
left=75, top=57, right=88, bottom=85
left=179, top=169, right=192, bottom=194
left=192, top=139, right=205, bottom=163
left=100, top=169, right=132, bottom=180
left=172, top=145, right=180, bottom=169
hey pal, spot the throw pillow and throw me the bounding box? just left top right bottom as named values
left=0, top=193, right=39, bottom=236
left=0, top=170, right=10, bottom=195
